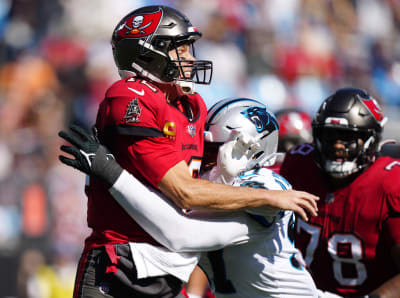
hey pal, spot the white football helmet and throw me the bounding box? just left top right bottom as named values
left=204, top=98, right=279, bottom=172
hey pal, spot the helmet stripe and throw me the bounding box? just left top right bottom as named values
left=207, top=98, right=263, bottom=125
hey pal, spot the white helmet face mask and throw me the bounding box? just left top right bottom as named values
left=324, top=160, right=359, bottom=178
left=205, top=98, right=279, bottom=174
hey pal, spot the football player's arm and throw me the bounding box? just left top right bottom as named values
left=110, top=170, right=264, bottom=252
left=159, top=160, right=319, bottom=221
left=58, top=124, right=318, bottom=221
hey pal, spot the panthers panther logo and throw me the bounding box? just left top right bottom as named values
left=241, top=107, right=279, bottom=133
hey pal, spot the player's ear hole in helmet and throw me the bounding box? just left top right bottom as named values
left=111, top=5, right=213, bottom=93
left=312, top=88, right=387, bottom=179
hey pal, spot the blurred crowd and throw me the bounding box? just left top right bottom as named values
left=1, top=0, right=400, bottom=297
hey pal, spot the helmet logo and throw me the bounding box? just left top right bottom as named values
left=241, top=107, right=278, bottom=133
left=360, top=97, right=384, bottom=122
left=123, top=98, right=141, bottom=123
left=116, top=10, right=163, bottom=38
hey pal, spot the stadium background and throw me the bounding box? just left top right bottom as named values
left=0, top=0, right=399, bottom=297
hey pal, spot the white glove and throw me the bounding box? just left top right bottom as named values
left=317, top=290, right=343, bottom=298
left=216, top=130, right=260, bottom=183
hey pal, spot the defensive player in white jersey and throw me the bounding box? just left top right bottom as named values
left=59, top=98, right=329, bottom=297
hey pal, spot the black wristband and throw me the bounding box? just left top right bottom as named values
left=92, top=146, right=123, bottom=187
left=100, top=159, right=123, bottom=188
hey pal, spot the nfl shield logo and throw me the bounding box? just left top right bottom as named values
left=325, top=193, right=335, bottom=204
left=187, top=125, right=196, bottom=137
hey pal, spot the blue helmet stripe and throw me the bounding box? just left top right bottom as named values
left=206, top=98, right=262, bottom=127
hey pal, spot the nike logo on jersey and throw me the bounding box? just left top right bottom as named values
left=128, top=87, right=145, bottom=96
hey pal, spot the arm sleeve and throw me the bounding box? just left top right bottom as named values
left=109, top=170, right=264, bottom=252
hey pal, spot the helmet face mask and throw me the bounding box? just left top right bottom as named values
left=314, top=127, right=375, bottom=178
left=111, top=6, right=212, bottom=92
left=312, top=88, right=387, bottom=179
left=203, top=98, right=279, bottom=174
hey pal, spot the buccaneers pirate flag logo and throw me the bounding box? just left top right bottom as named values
left=123, top=98, right=141, bottom=123
left=360, top=97, right=384, bottom=122
left=114, top=9, right=163, bottom=41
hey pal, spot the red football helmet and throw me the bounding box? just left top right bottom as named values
left=275, top=108, right=312, bottom=152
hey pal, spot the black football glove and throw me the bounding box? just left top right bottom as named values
left=58, top=124, right=123, bottom=187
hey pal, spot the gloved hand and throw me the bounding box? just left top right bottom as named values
left=216, top=130, right=260, bottom=183
left=317, top=290, right=343, bottom=298
left=58, top=125, right=123, bottom=187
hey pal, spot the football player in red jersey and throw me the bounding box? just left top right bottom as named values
left=60, top=5, right=318, bottom=298
left=280, top=88, right=400, bottom=297
left=267, top=108, right=313, bottom=174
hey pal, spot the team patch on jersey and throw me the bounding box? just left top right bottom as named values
left=187, top=124, right=196, bottom=137
left=123, top=98, right=141, bottom=123
left=163, top=121, right=176, bottom=140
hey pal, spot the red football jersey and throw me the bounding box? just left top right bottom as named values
left=280, top=143, right=400, bottom=296
left=84, top=77, right=207, bottom=250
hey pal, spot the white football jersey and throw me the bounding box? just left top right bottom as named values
left=199, top=168, right=319, bottom=298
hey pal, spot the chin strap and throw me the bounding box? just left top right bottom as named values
left=176, top=80, right=195, bottom=95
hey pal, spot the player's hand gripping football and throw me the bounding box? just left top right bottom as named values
left=58, top=125, right=122, bottom=187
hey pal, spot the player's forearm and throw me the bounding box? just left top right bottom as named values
left=109, top=170, right=260, bottom=251
left=159, top=161, right=318, bottom=220
left=168, top=178, right=282, bottom=210
left=159, top=161, right=278, bottom=210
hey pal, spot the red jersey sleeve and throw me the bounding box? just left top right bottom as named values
left=95, top=78, right=184, bottom=187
